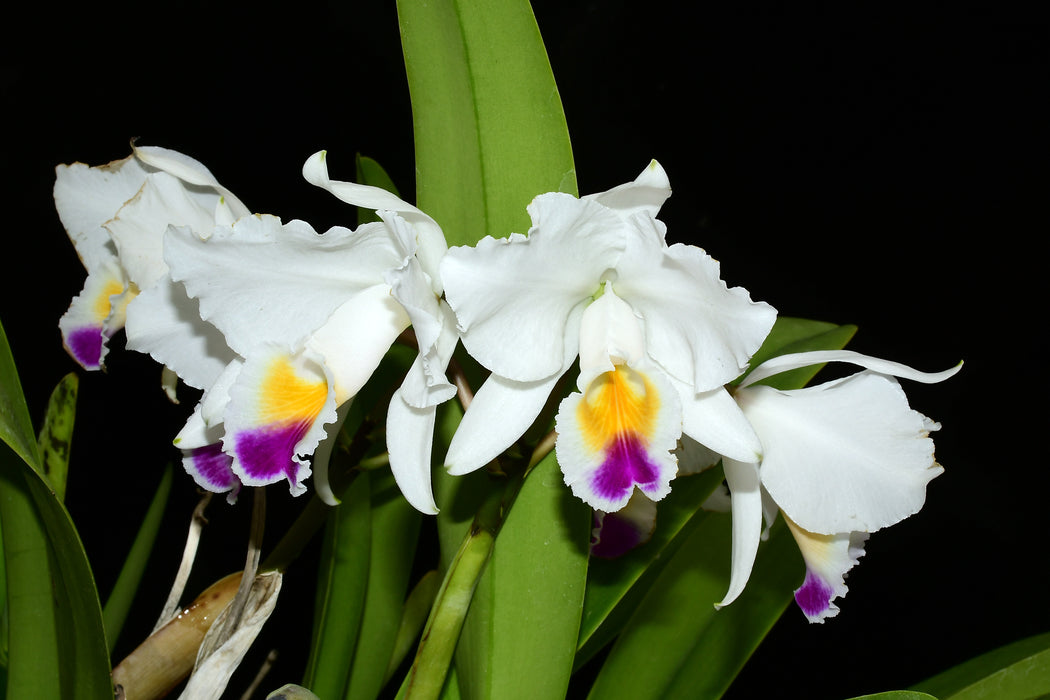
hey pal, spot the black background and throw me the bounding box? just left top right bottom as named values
left=2, top=2, right=1045, bottom=698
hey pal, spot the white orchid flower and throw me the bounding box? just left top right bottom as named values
left=55, top=145, right=245, bottom=375
left=167, top=152, right=456, bottom=513
left=440, top=161, right=777, bottom=512
left=716, top=350, right=962, bottom=622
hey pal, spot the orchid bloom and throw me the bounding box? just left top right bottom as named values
left=165, top=152, right=456, bottom=513
left=55, top=145, right=246, bottom=376
left=441, top=161, right=777, bottom=512
left=716, top=350, right=961, bottom=622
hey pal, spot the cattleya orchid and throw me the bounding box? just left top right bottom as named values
left=165, top=151, right=456, bottom=513
left=441, top=160, right=777, bottom=512
left=55, top=145, right=246, bottom=379
left=716, top=350, right=961, bottom=622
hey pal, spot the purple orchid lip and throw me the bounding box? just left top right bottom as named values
left=66, top=325, right=105, bottom=369
left=233, top=420, right=313, bottom=487
left=589, top=434, right=661, bottom=504
left=187, top=443, right=238, bottom=492
left=794, top=568, right=835, bottom=620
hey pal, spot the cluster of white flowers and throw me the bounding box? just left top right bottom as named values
left=56, top=146, right=958, bottom=623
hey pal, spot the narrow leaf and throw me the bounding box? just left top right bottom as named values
left=0, top=318, right=112, bottom=698
left=301, top=473, right=372, bottom=698
left=912, top=631, right=1050, bottom=700
left=345, top=470, right=423, bottom=699
left=36, top=372, right=78, bottom=502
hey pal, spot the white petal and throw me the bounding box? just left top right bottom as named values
left=674, top=381, right=763, bottom=463
left=440, top=193, right=626, bottom=382
left=54, top=156, right=148, bottom=271
left=715, top=458, right=764, bottom=609
left=306, top=284, right=411, bottom=405
left=106, top=170, right=224, bottom=289
left=386, top=391, right=440, bottom=514
left=444, top=370, right=566, bottom=475
left=583, top=159, right=672, bottom=220
left=165, top=215, right=402, bottom=357
left=739, top=371, right=943, bottom=534
left=395, top=301, right=459, bottom=410
left=125, top=278, right=238, bottom=390
left=303, top=150, right=447, bottom=289
left=739, top=349, right=962, bottom=388
left=615, top=226, right=777, bottom=392
left=133, top=144, right=250, bottom=219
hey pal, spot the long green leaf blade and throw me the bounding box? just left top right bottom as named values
left=345, top=470, right=422, bottom=699
left=397, top=0, right=577, bottom=249
left=0, top=319, right=111, bottom=698
left=912, top=631, right=1050, bottom=700
left=301, top=473, right=372, bottom=698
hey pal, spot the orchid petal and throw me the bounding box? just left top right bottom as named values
left=54, top=157, right=149, bottom=269
left=738, top=371, right=943, bottom=534
left=674, top=435, right=721, bottom=476
left=305, top=285, right=411, bottom=405
left=105, top=170, right=224, bottom=289
left=584, top=159, right=672, bottom=221
left=310, top=402, right=351, bottom=507
left=165, top=215, right=403, bottom=357
left=303, top=150, right=447, bottom=288
left=125, top=278, right=238, bottom=391
left=715, top=458, right=763, bottom=609
left=783, top=515, right=868, bottom=623
left=615, top=224, right=776, bottom=392
left=175, top=402, right=240, bottom=503
left=387, top=393, right=440, bottom=515
left=739, top=349, right=962, bottom=388
left=132, top=144, right=250, bottom=219
left=440, top=193, right=626, bottom=382
left=223, top=345, right=338, bottom=496
left=555, top=362, right=681, bottom=512
left=445, top=370, right=567, bottom=475
left=395, top=301, right=459, bottom=411
left=671, top=379, right=763, bottom=464
left=58, top=260, right=130, bottom=370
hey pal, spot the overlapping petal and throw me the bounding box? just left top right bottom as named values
left=783, top=516, right=868, bottom=623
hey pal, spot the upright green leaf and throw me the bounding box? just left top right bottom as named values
left=36, top=372, right=78, bottom=502
left=0, top=318, right=111, bottom=699
left=397, top=0, right=578, bottom=249
left=398, top=2, right=584, bottom=698
left=345, top=470, right=423, bottom=699
left=912, top=631, right=1050, bottom=700
left=301, top=473, right=372, bottom=698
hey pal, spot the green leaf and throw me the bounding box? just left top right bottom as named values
left=584, top=514, right=799, bottom=700
left=0, top=318, right=112, bottom=698
left=575, top=467, right=723, bottom=668
left=301, top=473, right=372, bottom=698
left=0, top=320, right=40, bottom=470
left=911, top=631, right=1050, bottom=700
left=397, top=0, right=578, bottom=249
left=386, top=570, right=442, bottom=686
left=35, top=372, right=78, bottom=502
left=345, top=470, right=423, bottom=699
left=848, top=694, right=939, bottom=700
left=456, top=452, right=590, bottom=700
left=101, top=463, right=173, bottom=653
